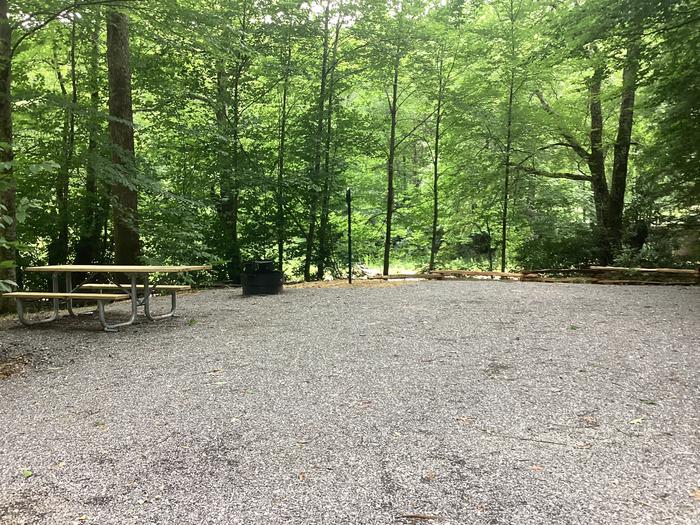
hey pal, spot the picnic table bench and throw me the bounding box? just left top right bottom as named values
left=2, top=264, right=210, bottom=331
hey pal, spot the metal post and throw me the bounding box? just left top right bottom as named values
left=51, top=272, right=60, bottom=315
left=65, top=272, right=75, bottom=317
left=346, top=187, right=352, bottom=284
left=98, top=272, right=139, bottom=331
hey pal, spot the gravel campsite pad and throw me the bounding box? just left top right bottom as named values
left=0, top=280, right=698, bottom=524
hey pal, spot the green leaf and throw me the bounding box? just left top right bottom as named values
left=29, top=161, right=60, bottom=175
left=22, top=469, right=33, bottom=479
left=0, top=281, right=16, bottom=292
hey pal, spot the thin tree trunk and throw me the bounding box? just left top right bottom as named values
left=76, top=11, right=103, bottom=265
left=0, top=0, right=15, bottom=311
left=107, top=9, right=138, bottom=265
left=608, top=41, right=640, bottom=251
left=304, top=3, right=330, bottom=281
left=227, top=67, right=242, bottom=284
left=382, top=48, right=400, bottom=276
left=277, top=42, right=291, bottom=273
left=586, top=64, right=611, bottom=263
left=49, top=21, right=77, bottom=265
left=218, top=3, right=250, bottom=285
left=500, top=1, right=518, bottom=274
left=215, top=66, right=240, bottom=284
left=317, top=14, right=342, bottom=280
left=316, top=76, right=334, bottom=280
left=429, top=54, right=444, bottom=272
left=486, top=221, right=494, bottom=272
left=501, top=69, right=514, bottom=273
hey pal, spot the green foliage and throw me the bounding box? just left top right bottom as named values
left=2, top=0, right=698, bottom=283
left=0, top=204, right=16, bottom=291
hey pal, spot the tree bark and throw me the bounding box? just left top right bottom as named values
left=304, top=3, right=330, bottom=281
left=500, top=69, right=514, bottom=273
left=317, top=14, right=342, bottom=280
left=500, top=0, right=519, bottom=273
left=587, top=65, right=609, bottom=224
left=107, top=9, right=138, bottom=265
left=76, top=11, right=104, bottom=265
left=227, top=65, right=242, bottom=284
left=429, top=54, right=444, bottom=272
left=0, top=0, right=15, bottom=312
left=382, top=48, right=400, bottom=276
left=49, top=21, right=77, bottom=265
left=316, top=73, right=335, bottom=280
left=215, top=65, right=241, bottom=284
left=608, top=41, right=640, bottom=251
left=277, top=40, right=291, bottom=274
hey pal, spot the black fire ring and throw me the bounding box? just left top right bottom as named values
left=241, top=260, right=284, bottom=296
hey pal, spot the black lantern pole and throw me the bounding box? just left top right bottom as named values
left=346, top=187, right=352, bottom=284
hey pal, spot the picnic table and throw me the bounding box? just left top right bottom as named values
left=3, top=264, right=211, bottom=331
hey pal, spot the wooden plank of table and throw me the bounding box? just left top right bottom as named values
left=80, top=284, right=191, bottom=291
left=3, top=292, right=130, bottom=300
left=25, top=265, right=212, bottom=273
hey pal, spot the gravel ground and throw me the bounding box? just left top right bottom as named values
left=0, top=280, right=698, bottom=525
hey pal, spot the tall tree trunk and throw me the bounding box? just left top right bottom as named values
left=76, top=11, right=104, bottom=265
left=0, top=0, right=15, bottom=312
left=500, top=2, right=518, bottom=273
left=107, top=9, right=138, bottom=265
left=586, top=64, right=611, bottom=263
left=215, top=66, right=241, bottom=284
left=429, top=54, right=444, bottom=272
left=227, top=69, right=241, bottom=284
left=500, top=69, right=514, bottom=273
left=303, top=3, right=330, bottom=281
left=277, top=42, right=291, bottom=274
left=220, top=6, right=252, bottom=284
left=608, top=41, right=640, bottom=251
left=317, top=14, right=342, bottom=280
left=316, top=73, right=335, bottom=280
left=49, top=21, right=77, bottom=265
left=382, top=49, right=400, bottom=276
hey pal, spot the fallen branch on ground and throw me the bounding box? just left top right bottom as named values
left=397, top=513, right=443, bottom=521
left=430, top=270, right=523, bottom=279
left=369, top=274, right=444, bottom=280
left=589, top=266, right=698, bottom=275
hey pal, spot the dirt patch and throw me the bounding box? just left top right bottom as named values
left=0, top=355, right=30, bottom=379
left=484, top=361, right=511, bottom=378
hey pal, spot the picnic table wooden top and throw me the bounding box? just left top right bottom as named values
left=25, top=265, right=212, bottom=273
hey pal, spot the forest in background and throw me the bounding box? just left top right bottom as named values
left=0, top=0, right=698, bottom=303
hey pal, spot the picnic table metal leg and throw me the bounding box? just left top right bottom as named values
left=16, top=297, right=60, bottom=326
left=65, top=272, right=76, bottom=317
left=97, top=273, right=139, bottom=332
left=15, top=273, right=61, bottom=326
left=143, top=274, right=178, bottom=321
left=52, top=272, right=60, bottom=314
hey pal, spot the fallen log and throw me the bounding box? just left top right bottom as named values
left=589, top=266, right=698, bottom=275
left=369, top=273, right=444, bottom=280
left=520, top=277, right=592, bottom=283
left=591, top=279, right=697, bottom=286
left=430, top=270, right=523, bottom=279
left=521, top=268, right=594, bottom=275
